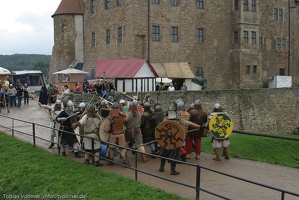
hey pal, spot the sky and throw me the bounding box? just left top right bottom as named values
left=0, top=0, right=61, bottom=55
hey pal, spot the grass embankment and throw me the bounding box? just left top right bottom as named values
left=201, top=133, right=299, bottom=168
left=0, top=133, right=188, bottom=200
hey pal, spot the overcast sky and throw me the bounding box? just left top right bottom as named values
left=0, top=0, right=61, bottom=55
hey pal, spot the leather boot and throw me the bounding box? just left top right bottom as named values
left=170, top=162, right=180, bottom=175
left=213, top=148, right=221, bottom=161
left=180, top=154, right=186, bottom=162
left=224, top=147, right=230, bottom=160
left=123, top=151, right=131, bottom=167
left=48, top=142, right=54, bottom=149
left=159, top=159, right=166, bottom=172
left=108, top=158, right=114, bottom=166
left=62, top=152, right=66, bottom=156
left=141, top=154, right=148, bottom=163
left=151, top=150, right=156, bottom=158
left=74, top=152, right=82, bottom=158
left=84, top=159, right=89, bottom=164
left=94, top=161, right=103, bottom=167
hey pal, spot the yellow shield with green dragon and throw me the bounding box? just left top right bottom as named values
left=209, top=113, right=233, bottom=139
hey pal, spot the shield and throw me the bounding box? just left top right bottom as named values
left=209, top=113, right=233, bottom=139
left=155, top=120, right=185, bottom=150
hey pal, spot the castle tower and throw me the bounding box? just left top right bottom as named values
left=49, top=0, right=84, bottom=84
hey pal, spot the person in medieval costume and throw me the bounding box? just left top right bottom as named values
left=39, top=84, right=48, bottom=105
left=208, top=103, right=230, bottom=161
left=176, top=99, right=190, bottom=162
left=73, top=104, right=103, bottom=167
left=186, top=99, right=208, bottom=160
left=42, top=99, right=62, bottom=149
left=125, top=101, right=148, bottom=163
left=159, top=101, right=201, bottom=175
left=140, top=102, right=156, bottom=157
left=103, top=102, right=129, bottom=166
left=56, top=100, right=81, bottom=158
left=150, top=104, right=165, bottom=154
left=23, top=83, right=30, bottom=105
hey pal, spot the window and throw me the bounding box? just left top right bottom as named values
left=274, top=8, right=278, bottom=21
left=91, top=69, right=96, bottom=79
left=152, top=0, right=160, bottom=4
left=171, top=27, right=179, bottom=42
left=152, top=25, right=160, bottom=41
left=91, top=32, right=96, bottom=48
left=105, top=0, right=110, bottom=10
left=279, top=9, right=283, bottom=21
left=243, top=31, right=248, bottom=44
left=91, top=0, right=95, bottom=14
left=253, top=65, right=257, bottom=74
left=196, top=67, right=204, bottom=77
left=246, top=65, right=250, bottom=74
left=279, top=68, right=285, bottom=75
left=251, top=31, right=256, bottom=44
left=117, top=27, right=123, bottom=43
left=276, top=38, right=281, bottom=51
left=282, top=38, right=286, bottom=50
left=244, top=0, right=249, bottom=11
left=196, top=28, right=204, bottom=43
left=196, top=0, right=204, bottom=9
left=106, top=30, right=110, bottom=44
left=259, top=37, right=263, bottom=49
left=251, top=0, right=256, bottom=12
left=171, top=0, right=179, bottom=6
left=116, top=0, right=123, bottom=6
left=235, top=0, right=238, bottom=11
left=234, top=31, right=239, bottom=44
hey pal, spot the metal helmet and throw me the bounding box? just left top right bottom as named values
left=111, top=102, right=119, bottom=109
left=87, top=104, right=96, bottom=113
left=143, top=102, right=151, bottom=111
left=176, top=100, right=185, bottom=111
left=119, top=99, right=125, bottom=104
left=67, top=100, right=74, bottom=107
left=55, top=99, right=62, bottom=104
left=154, top=105, right=162, bottom=112
left=79, top=102, right=86, bottom=108
left=101, top=100, right=108, bottom=106
left=194, top=100, right=202, bottom=110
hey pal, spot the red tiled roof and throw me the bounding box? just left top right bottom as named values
left=95, top=59, right=158, bottom=78
left=52, top=0, right=84, bottom=17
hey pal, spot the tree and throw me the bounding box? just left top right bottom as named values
left=33, top=62, right=50, bottom=82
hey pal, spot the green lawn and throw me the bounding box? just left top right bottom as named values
left=0, top=133, right=188, bottom=200
left=201, top=133, right=299, bottom=168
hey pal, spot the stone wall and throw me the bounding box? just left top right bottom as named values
left=71, top=88, right=299, bottom=134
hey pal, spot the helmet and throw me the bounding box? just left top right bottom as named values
left=214, top=103, right=222, bottom=109
left=176, top=100, right=185, bottom=111
left=79, top=102, right=86, bottom=108
left=194, top=100, right=202, bottom=110
left=101, top=100, right=108, bottom=106
left=129, top=101, right=137, bottom=107
left=55, top=99, right=62, bottom=104
left=111, top=102, right=119, bottom=109
left=119, top=99, right=125, bottom=104
left=87, top=104, right=96, bottom=113
left=67, top=100, right=73, bottom=107
left=154, top=105, right=162, bottom=112
left=143, top=102, right=151, bottom=108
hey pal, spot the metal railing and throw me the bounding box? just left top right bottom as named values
left=1, top=113, right=299, bottom=200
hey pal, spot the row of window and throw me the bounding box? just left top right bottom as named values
left=100, top=0, right=204, bottom=10
left=92, top=26, right=204, bottom=45
left=246, top=65, right=257, bottom=75
left=234, top=31, right=286, bottom=51
left=235, top=0, right=257, bottom=12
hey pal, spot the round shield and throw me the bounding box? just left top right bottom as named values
left=209, top=113, right=233, bottom=139
left=155, top=120, right=185, bottom=150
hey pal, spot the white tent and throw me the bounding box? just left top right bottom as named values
left=0, top=67, right=13, bottom=75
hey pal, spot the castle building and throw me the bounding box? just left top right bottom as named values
left=50, top=0, right=299, bottom=90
